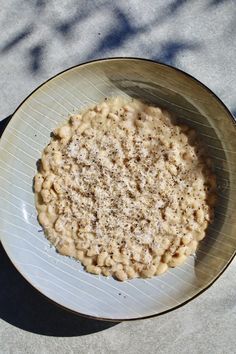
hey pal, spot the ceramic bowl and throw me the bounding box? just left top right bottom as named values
left=0, top=58, right=236, bottom=321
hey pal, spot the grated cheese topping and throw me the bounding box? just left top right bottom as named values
left=34, top=97, right=216, bottom=281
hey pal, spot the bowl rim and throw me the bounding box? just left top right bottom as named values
left=1, top=56, right=236, bottom=322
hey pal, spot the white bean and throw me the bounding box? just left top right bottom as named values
left=97, top=251, right=108, bottom=266
left=168, top=255, right=187, bottom=267
left=101, top=267, right=110, bottom=277
left=155, top=262, right=168, bottom=275
left=38, top=212, right=50, bottom=227
left=162, top=252, right=172, bottom=263
left=58, top=125, right=71, bottom=139
left=196, top=209, right=204, bottom=224
left=41, top=156, right=50, bottom=172
left=34, top=173, right=44, bottom=192
left=115, top=270, right=127, bottom=281
left=86, top=265, right=101, bottom=275
left=54, top=217, right=64, bottom=232
left=125, top=266, right=137, bottom=279
left=53, top=151, right=62, bottom=166
left=82, top=257, right=93, bottom=266
left=141, top=265, right=156, bottom=278
left=42, top=173, right=55, bottom=190
left=41, top=189, right=52, bottom=204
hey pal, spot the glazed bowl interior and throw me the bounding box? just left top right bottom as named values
left=0, top=58, right=236, bottom=321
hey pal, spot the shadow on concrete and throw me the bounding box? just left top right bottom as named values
left=0, top=26, right=33, bottom=54
left=0, top=243, right=117, bottom=337
left=167, top=0, right=188, bottom=13
left=209, top=0, right=230, bottom=6
left=0, top=0, right=201, bottom=76
left=0, top=115, right=12, bottom=136
left=151, top=40, right=199, bottom=66
left=95, top=8, right=138, bottom=53
left=29, top=43, right=45, bottom=73
left=35, top=0, right=46, bottom=10
left=53, top=2, right=94, bottom=38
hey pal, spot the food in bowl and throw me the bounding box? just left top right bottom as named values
left=34, top=97, right=216, bottom=281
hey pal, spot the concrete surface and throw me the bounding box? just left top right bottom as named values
left=0, top=0, right=236, bottom=353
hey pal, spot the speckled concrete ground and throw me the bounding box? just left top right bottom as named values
left=1, top=1, right=236, bottom=353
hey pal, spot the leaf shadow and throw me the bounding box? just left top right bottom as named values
left=29, top=43, right=45, bottom=73
left=151, top=40, right=200, bottom=66
left=1, top=0, right=201, bottom=75
left=209, top=0, right=231, bottom=6
left=35, top=0, right=46, bottom=10
left=0, top=26, right=33, bottom=54
left=96, top=8, right=138, bottom=53
left=53, top=2, right=94, bottom=38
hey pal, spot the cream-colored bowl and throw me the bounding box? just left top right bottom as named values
left=0, top=58, right=236, bottom=321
